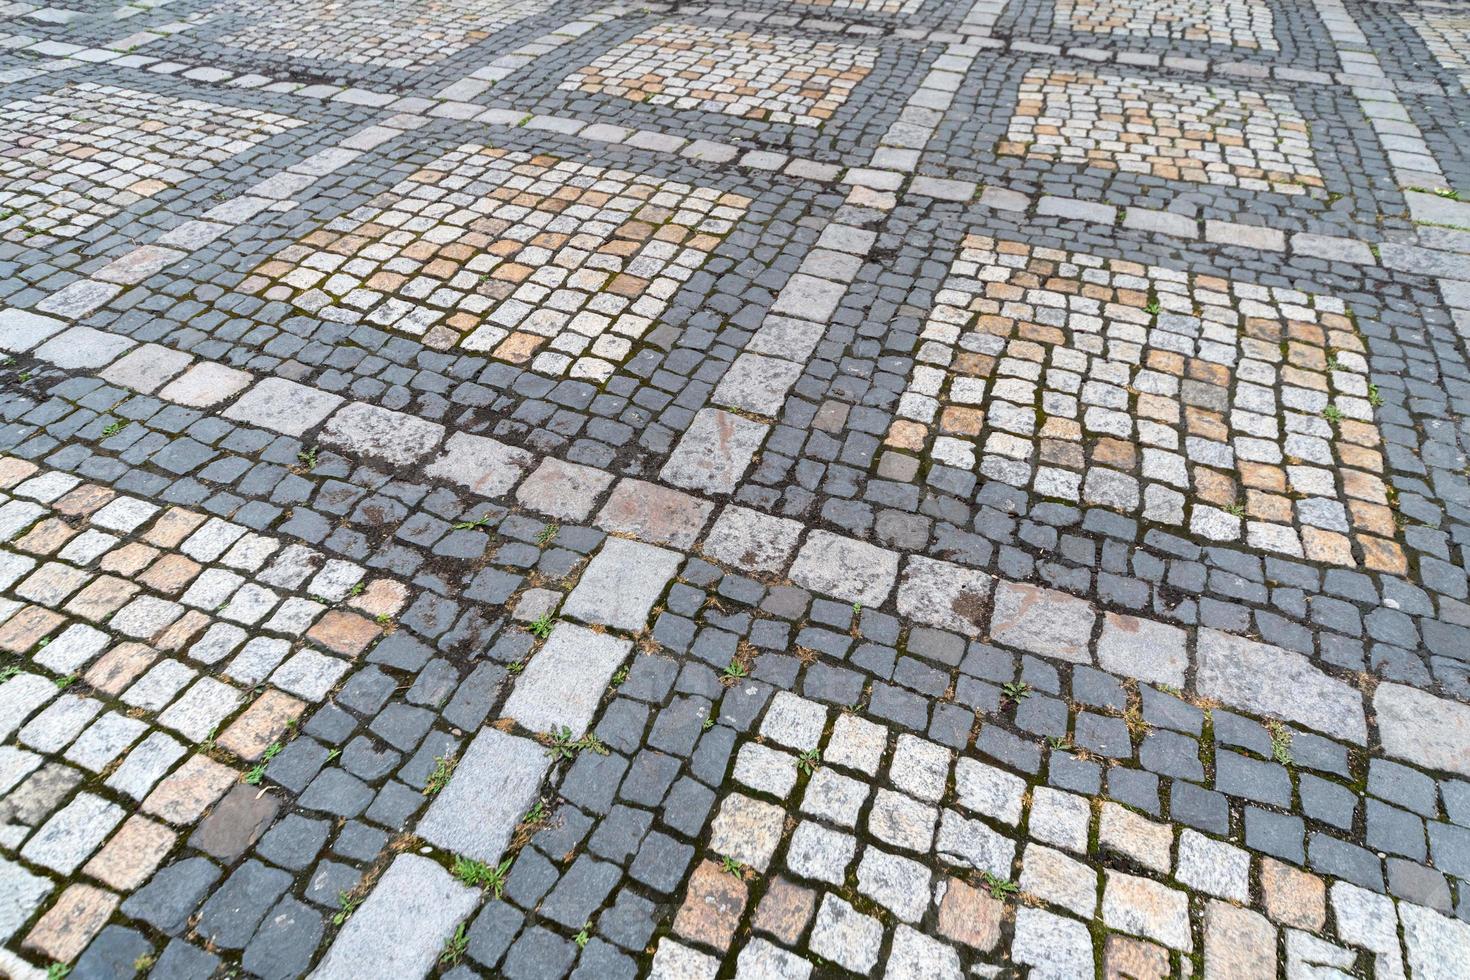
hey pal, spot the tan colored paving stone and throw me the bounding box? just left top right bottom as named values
left=936, top=878, right=1002, bottom=951
left=0, top=457, right=39, bottom=488
left=15, top=518, right=79, bottom=555
left=0, top=606, right=65, bottom=652
left=23, top=883, right=118, bottom=963
left=347, top=579, right=409, bottom=619
left=84, top=642, right=157, bottom=695
left=308, top=610, right=382, bottom=656
left=674, top=859, right=748, bottom=951
left=596, top=478, right=715, bottom=551
left=1104, top=934, right=1170, bottom=980
left=83, top=815, right=176, bottom=890
left=1102, top=871, right=1192, bottom=952
left=154, top=609, right=211, bottom=652
left=53, top=484, right=115, bottom=518
left=1098, top=802, right=1173, bottom=873
left=1203, top=900, right=1276, bottom=979
left=142, top=508, right=209, bottom=548
left=142, top=754, right=237, bottom=824
left=1261, top=857, right=1326, bottom=931
left=752, top=877, right=814, bottom=945
left=98, top=541, right=160, bottom=576
left=137, top=554, right=205, bottom=594
left=218, top=690, right=306, bottom=761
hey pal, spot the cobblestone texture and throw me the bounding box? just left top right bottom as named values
left=2, top=0, right=1470, bottom=977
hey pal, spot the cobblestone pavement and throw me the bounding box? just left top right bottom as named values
left=2, top=0, right=1470, bottom=977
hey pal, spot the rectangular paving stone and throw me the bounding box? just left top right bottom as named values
left=1196, top=629, right=1366, bottom=744
left=988, top=582, right=1095, bottom=664
left=660, top=409, right=767, bottom=495
left=20, top=791, right=124, bottom=874
left=595, top=479, right=714, bottom=551
left=313, top=855, right=478, bottom=980
left=424, top=432, right=534, bottom=498
left=319, top=402, right=445, bottom=466
left=789, top=530, right=899, bottom=607
left=1374, top=683, right=1470, bottom=779
left=502, top=623, right=633, bottom=737
left=561, top=537, right=681, bottom=631
left=222, top=377, right=343, bottom=437
left=417, top=728, right=551, bottom=864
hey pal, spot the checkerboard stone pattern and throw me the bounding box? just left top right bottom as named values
left=242, top=144, right=750, bottom=382
left=1003, top=69, right=1323, bottom=197
left=886, top=236, right=1402, bottom=571
left=558, top=23, right=877, bottom=127
left=1400, top=9, right=1470, bottom=91
left=1053, top=0, right=1278, bottom=51
left=215, top=0, right=557, bottom=70
left=0, top=84, right=302, bottom=241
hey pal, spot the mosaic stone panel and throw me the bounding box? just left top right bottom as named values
left=242, top=144, right=750, bottom=382
left=1053, top=0, right=1278, bottom=51
left=1002, top=69, right=1322, bottom=196
left=558, top=22, right=877, bottom=127
left=1400, top=9, right=1470, bottom=91
left=886, top=236, right=1400, bottom=570
left=215, top=0, right=556, bottom=71
left=793, top=0, right=927, bottom=14
left=0, top=84, right=301, bottom=241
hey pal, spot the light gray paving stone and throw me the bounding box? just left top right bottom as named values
left=417, top=728, right=550, bottom=864
left=1400, top=901, right=1470, bottom=979
left=888, top=924, right=962, bottom=980
left=867, top=790, right=937, bottom=852
left=734, top=938, right=810, bottom=980
left=735, top=743, right=799, bottom=797
left=1019, top=843, right=1097, bottom=917
left=800, top=767, right=870, bottom=828
left=896, top=556, right=991, bottom=635
left=989, top=582, right=1095, bottom=663
left=503, top=623, right=632, bottom=737
left=270, top=650, right=350, bottom=702
left=20, top=791, right=124, bottom=873
left=825, top=713, right=886, bottom=775
left=0, top=746, right=40, bottom=796
left=713, top=352, right=805, bottom=416
left=1176, top=830, right=1250, bottom=902
left=1096, top=612, right=1188, bottom=688
left=33, top=326, right=136, bottom=369
left=789, top=530, right=899, bottom=606
left=157, top=677, right=241, bottom=741
left=808, top=895, right=882, bottom=972
left=424, top=431, right=534, bottom=497
left=561, top=537, right=680, bottom=631
left=660, top=408, right=767, bottom=495
left=1332, top=882, right=1404, bottom=979
left=1204, top=220, right=1286, bottom=251
left=0, top=309, right=68, bottom=352
left=34, top=280, right=122, bottom=319
left=936, top=808, right=1016, bottom=877
left=94, top=245, right=185, bottom=284
left=760, top=692, right=827, bottom=752
left=0, top=674, right=57, bottom=740
left=650, top=939, right=719, bottom=979
left=515, top=457, right=614, bottom=521
left=1028, top=787, right=1091, bottom=853
left=1196, top=629, right=1366, bottom=744
left=157, top=362, right=253, bottom=408
left=702, top=505, right=804, bottom=574
left=64, top=712, right=147, bottom=772
left=856, top=847, right=931, bottom=922
left=955, top=757, right=1025, bottom=825
left=1013, top=906, right=1095, bottom=978
left=18, top=694, right=100, bottom=752
left=709, top=793, right=785, bottom=872
left=34, top=623, right=109, bottom=675
left=890, top=734, right=950, bottom=803
left=1102, top=871, right=1193, bottom=951
left=785, top=821, right=855, bottom=884
left=0, top=858, right=52, bottom=943
left=106, top=731, right=187, bottom=799
left=1375, top=683, right=1470, bottom=778
left=320, top=402, right=445, bottom=466
left=313, top=855, right=478, bottom=980
left=746, top=315, right=825, bottom=361
left=222, top=378, right=343, bottom=437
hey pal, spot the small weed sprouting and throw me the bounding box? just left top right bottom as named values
left=54, top=673, right=78, bottom=691
left=720, top=855, right=744, bottom=877
left=1368, top=383, right=1383, bottom=408
left=244, top=764, right=267, bottom=786
left=797, top=748, right=821, bottom=775
left=524, top=799, right=546, bottom=825
left=101, top=418, right=128, bottom=437
left=263, top=742, right=284, bottom=761
left=507, top=658, right=526, bottom=675
left=980, top=871, right=1019, bottom=899
left=332, top=892, right=361, bottom=926
left=133, top=953, right=156, bottom=972
left=375, top=613, right=394, bottom=628
left=1145, top=300, right=1161, bottom=316
left=297, top=446, right=318, bottom=471
left=574, top=925, right=591, bottom=949
left=46, top=964, right=70, bottom=980
left=1226, top=501, right=1246, bottom=518
left=547, top=725, right=609, bottom=761
left=528, top=613, right=555, bottom=639
left=199, top=723, right=219, bottom=751
left=452, top=514, right=494, bottom=532
left=1001, top=680, right=1031, bottom=702
left=702, top=716, right=715, bottom=730
left=424, top=754, right=457, bottom=796
left=722, top=659, right=748, bottom=681
left=611, top=665, right=629, bottom=687
left=0, top=665, right=19, bottom=683
left=453, top=855, right=513, bottom=897
left=440, top=923, right=470, bottom=967
left=1325, top=353, right=1340, bottom=372
left=1323, top=405, right=1342, bottom=424
left=326, top=747, right=341, bottom=762
left=1267, top=721, right=1293, bottom=766
left=347, top=581, right=366, bottom=598
left=851, top=602, right=862, bottom=616
left=535, top=523, right=559, bottom=546
left=1433, top=187, right=1463, bottom=201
